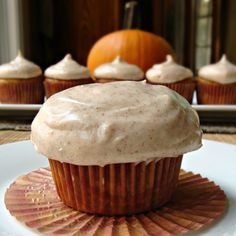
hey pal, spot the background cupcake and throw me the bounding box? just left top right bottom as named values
left=146, top=55, right=195, bottom=103
left=44, top=54, right=93, bottom=98
left=93, top=56, right=144, bottom=83
left=31, top=81, right=202, bottom=216
left=0, top=51, right=43, bottom=104
left=197, top=55, right=236, bottom=104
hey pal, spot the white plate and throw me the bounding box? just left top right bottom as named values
left=0, top=141, right=48, bottom=236
left=0, top=140, right=236, bottom=236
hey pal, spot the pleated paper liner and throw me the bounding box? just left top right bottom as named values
left=196, top=77, right=236, bottom=104
left=44, top=77, right=94, bottom=98
left=0, top=76, right=44, bottom=104
left=94, top=78, right=144, bottom=83
left=49, top=157, right=182, bottom=215
left=5, top=168, right=227, bottom=236
left=146, top=78, right=196, bottom=103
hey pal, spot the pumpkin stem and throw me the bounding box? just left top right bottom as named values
left=123, top=1, right=140, bottom=29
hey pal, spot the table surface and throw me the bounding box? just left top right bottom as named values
left=0, top=130, right=236, bottom=145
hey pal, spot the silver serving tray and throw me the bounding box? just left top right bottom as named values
left=192, top=105, right=236, bottom=123
left=0, top=104, right=41, bottom=120
left=0, top=103, right=236, bottom=123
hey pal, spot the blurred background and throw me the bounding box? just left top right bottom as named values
left=0, top=0, right=235, bottom=73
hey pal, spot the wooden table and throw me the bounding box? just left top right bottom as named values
left=0, top=130, right=236, bottom=145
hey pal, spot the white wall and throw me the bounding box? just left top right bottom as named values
left=0, top=0, right=22, bottom=63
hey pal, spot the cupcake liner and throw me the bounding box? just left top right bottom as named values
left=5, top=168, right=227, bottom=236
left=95, top=77, right=144, bottom=83
left=197, top=78, right=236, bottom=104
left=146, top=79, right=196, bottom=103
left=49, top=157, right=182, bottom=216
left=0, top=76, right=44, bottom=104
left=44, top=77, right=94, bottom=98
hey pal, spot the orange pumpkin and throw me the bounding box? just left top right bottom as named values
left=87, top=29, right=175, bottom=74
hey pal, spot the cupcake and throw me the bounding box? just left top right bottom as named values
left=93, top=56, right=144, bottom=82
left=197, top=55, right=236, bottom=104
left=0, top=51, right=43, bottom=104
left=146, top=55, right=195, bottom=103
left=44, top=54, right=93, bottom=98
left=31, top=81, right=202, bottom=216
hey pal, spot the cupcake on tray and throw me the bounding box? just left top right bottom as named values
left=0, top=51, right=43, bottom=104
left=31, top=81, right=202, bottom=216
left=197, top=54, right=236, bottom=104
left=44, top=54, right=93, bottom=98
left=93, top=56, right=144, bottom=83
left=146, top=55, right=195, bottom=103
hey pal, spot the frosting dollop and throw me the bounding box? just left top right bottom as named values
left=0, top=51, right=42, bottom=79
left=146, top=55, right=193, bottom=83
left=45, top=54, right=90, bottom=80
left=198, top=55, right=236, bottom=84
left=94, top=56, right=144, bottom=80
left=31, top=81, right=202, bottom=166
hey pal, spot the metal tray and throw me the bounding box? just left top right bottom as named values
left=0, top=104, right=42, bottom=120
left=0, top=103, right=236, bottom=123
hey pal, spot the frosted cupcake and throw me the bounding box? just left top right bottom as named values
left=93, top=56, right=144, bottom=82
left=31, top=81, right=202, bottom=216
left=44, top=54, right=93, bottom=98
left=197, top=55, right=236, bottom=104
left=146, top=55, right=195, bottom=103
left=0, top=51, right=43, bottom=104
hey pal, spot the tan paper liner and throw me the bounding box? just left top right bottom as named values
left=95, top=78, right=144, bottom=83
left=197, top=78, right=236, bottom=104
left=0, top=76, right=44, bottom=104
left=44, top=77, right=94, bottom=98
left=146, top=78, right=196, bottom=104
left=5, top=168, right=227, bottom=236
left=49, top=157, right=182, bottom=216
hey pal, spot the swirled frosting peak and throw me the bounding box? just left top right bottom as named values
left=146, top=55, right=193, bottom=83
left=31, top=81, right=202, bottom=166
left=45, top=54, right=90, bottom=80
left=0, top=51, right=42, bottom=79
left=94, top=56, right=144, bottom=80
left=198, top=54, right=236, bottom=84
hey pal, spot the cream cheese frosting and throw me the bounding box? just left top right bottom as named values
left=31, top=81, right=202, bottom=166
left=0, top=51, right=42, bottom=79
left=198, top=55, right=236, bottom=84
left=146, top=55, right=193, bottom=83
left=45, top=54, right=90, bottom=80
left=93, top=56, right=144, bottom=80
